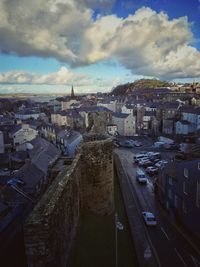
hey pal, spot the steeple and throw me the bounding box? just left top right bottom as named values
left=71, top=85, right=75, bottom=98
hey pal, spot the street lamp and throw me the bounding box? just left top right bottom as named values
left=115, top=212, right=124, bottom=267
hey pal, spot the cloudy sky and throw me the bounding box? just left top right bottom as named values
left=0, top=0, right=200, bottom=94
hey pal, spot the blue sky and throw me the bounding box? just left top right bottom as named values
left=0, top=0, right=200, bottom=94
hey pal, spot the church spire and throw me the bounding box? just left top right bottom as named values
left=71, top=85, right=75, bottom=98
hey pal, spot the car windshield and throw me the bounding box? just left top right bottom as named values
left=147, top=217, right=156, bottom=221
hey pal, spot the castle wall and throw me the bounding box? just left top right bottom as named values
left=24, top=136, right=113, bottom=267
left=80, top=138, right=113, bottom=215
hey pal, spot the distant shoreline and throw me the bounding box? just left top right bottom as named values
left=0, top=93, right=66, bottom=98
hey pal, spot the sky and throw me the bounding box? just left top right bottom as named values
left=0, top=0, right=200, bottom=94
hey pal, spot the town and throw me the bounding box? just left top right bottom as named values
left=0, top=80, right=199, bottom=267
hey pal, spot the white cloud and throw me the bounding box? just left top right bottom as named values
left=0, top=1, right=200, bottom=79
left=0, top=67, right=86, bottom=85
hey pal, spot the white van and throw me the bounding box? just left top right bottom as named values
left=136, top=169, right=147, bottom=184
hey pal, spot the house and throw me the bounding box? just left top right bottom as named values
left=175, top=120, right=193, bottom=135
left=40, top=124, right=83, bottom=158
left=162, top=119, right=175, bottom=135
left=15, top=110, right=45, bottom=120
left=97, top=100, right=117, bottom=112
left=157, top=157, right=200, bottom=239
left=40, top=124, right=60, bottom=144
left=56, top=130, right=83, bottom=158
left=0, top=115, right=15, bottom=125
left=28, top=137, right=61, bottom=176
left=0, top=137, right=61, bottom=257
left=9, top=124, right=38, bottom=148
left=47, top=99, right=62, bottom=112
left=51, top=110, right=84, bottom=129
left=78, top=106, right=112, bottom=133
left=181, top=106, right=200, bottom=132
left=161, top=103, right=179, bottom=119
left=61, top=99, right=80, bottom=111
left=112, top=112, right=136, bottom=136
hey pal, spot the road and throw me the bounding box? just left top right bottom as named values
left=114, top=140, right=200, bottom=267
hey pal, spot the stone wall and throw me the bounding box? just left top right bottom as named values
left=24, top=136, right=113, bottom=267
left=80, top=137, right=113, bottom=215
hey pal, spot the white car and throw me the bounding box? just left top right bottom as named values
left=142, top=211, right=157, bottom=226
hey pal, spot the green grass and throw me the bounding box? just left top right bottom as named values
left=68, top=172, right=139, bottom=267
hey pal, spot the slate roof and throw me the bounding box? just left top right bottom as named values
left=29, top=137, right=61, bottom=174
left=15, top=108, right=43, bottom=115
left=9, top=124, right=36, bottom=135
left=78, top=106, right=112, bottom=113
left=112, top=112, right=129, bottom=118
left=180, top=106, right=200, bottom=115
left=12, top=162, right=44, bottom=194
left=144, top=111, right=156, bottom=116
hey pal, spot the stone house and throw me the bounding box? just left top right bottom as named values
left=51, top=110, right=84, bottom=129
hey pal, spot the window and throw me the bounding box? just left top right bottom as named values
left=169, top=177, right=173, bottom=185
left=196, top=180, right=200, bottom=208
left=174, top=195, right=178, bottom=208
left=182, top=199, right=187, bottom=213
left=184, top=168, right=189, bottom=178
left=183, top=181, right=189, bottom=195
left=168, top=189, right=173, bottom=200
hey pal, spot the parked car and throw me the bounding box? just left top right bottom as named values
left=121, top=140, right=135, bottom=148
left=154, top=141, right=165, bottom=148
left=134, top=154, right=147, bottom=163
left=146, top=166, right=158, bottom=175
left=138, top=158, right=150, bottom=166
left=134, top=141, right=142, bottom=147
left=155, top=160, right=168, bottom=168
left=142, top=211, right=157, bottom=226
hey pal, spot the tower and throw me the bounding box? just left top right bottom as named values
left=71, top=85, right=75, bottom=98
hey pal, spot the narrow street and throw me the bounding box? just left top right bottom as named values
left=114, top=144, right=200, bottom=267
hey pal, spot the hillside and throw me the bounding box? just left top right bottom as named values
left=111, top=79, right=171, bottom=95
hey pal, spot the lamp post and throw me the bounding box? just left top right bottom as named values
left=115, top=212, right=124, bottom=267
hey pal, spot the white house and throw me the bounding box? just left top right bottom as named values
left=97, top=100, right=117, bottom=112
left=112, top=112, right=136, bottom=136
left=61, top=99, right=80, bottom=111
left=9, top=124, right=38, bottom=147
left=121, top=104, right=135, bottom=114
left=51, top=112, right=68, bottom=126
left=15, top=110, right=44, bottom=120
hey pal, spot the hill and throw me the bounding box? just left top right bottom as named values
left=111, top=79, right=171, bottom=95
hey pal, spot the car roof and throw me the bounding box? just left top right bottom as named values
left=143, top=211, right=155, bottom=217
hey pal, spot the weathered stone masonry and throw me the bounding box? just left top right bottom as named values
left=24, top=136, right=113, bottom=267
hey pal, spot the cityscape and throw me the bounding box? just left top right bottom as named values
left=0, top=1, right=200, bottom=267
